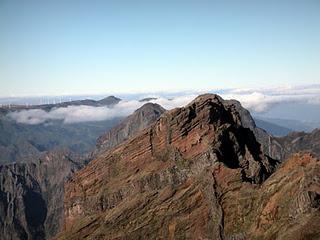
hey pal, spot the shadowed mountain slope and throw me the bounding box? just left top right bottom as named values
left=0, top=151, right=86, bottom=240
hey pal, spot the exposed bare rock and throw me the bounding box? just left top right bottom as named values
left=212, top=152, right=320, bottom=240
left=0, top=163, right=46, bottom=240
left=58, top=94, right=287, bottom=239
left=2, top=94, right=319, bottom=240
left=222, top=99, right=284, bottom=161
left=0, top=151, right=86, bottom=240
left=36, top=151, right=87, bottom=238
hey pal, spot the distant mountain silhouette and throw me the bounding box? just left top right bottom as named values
left=0, top=96, right=123, bottom=164
left=254, top=118, right=293, bottom=136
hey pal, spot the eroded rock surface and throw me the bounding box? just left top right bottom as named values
left=58, top=94, right=315, bottom=240
left=0, top=163, right=46, bottom=240
left=0, top=151, right=86, bottom=240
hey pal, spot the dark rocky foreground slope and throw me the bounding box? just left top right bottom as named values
left=0, top=163, right=46, bottom=240
left=0, top=151, right=86, bottom=240
left=55, top=94, right=320, bottom=240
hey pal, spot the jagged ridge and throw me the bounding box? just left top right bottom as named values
left=58, top=94, right=284, bottom=239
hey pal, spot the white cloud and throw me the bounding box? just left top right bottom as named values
left=9, top=109, right=50, bottom=125
left=7, top=84, right=320, bottom=124
left=8, top=103, right=138, bottom=125
left=220, top=84, right=320, bottom=113
left=7, top=96, right=196, bottom=125
left=151, top=94, right=197, bottom=110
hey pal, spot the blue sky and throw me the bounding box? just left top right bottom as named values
left=0, top=0, right=319, bottom=97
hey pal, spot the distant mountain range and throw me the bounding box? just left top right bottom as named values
left=255, top=116, right=319, bottom=133
left=0, top=96, right=123, bottom=164
left=41, top=95, right=121, bottom=109
left=254, top=118, right=293, bottom=136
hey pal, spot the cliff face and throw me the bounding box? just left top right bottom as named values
left=0, top=151, right=86, bottom=240
left=258, top=153, right=320, bottom=239
left=220, top=99, right=284, bottom=161
left=59, top=94, right=308, bottom=240
left=0, top=163, right=46, bottom=240
left=36, top=151, right=86, bottom=238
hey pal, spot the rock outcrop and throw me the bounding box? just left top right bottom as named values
left=221, top=99, right=284, bottom=161
left=215, top=152, right=320, bottom=239
left=58, top=94, right=311, bottom=239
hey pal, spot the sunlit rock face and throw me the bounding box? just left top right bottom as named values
left=57, top=94, right=319, bottom=240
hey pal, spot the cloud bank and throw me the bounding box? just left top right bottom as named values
left=8, top=95, right=197, bottom=125
left=221, top=84, right=320, bottom=113
left=7, top=84, right=320, bottom=125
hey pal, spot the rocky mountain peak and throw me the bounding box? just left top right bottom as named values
left=149, top=93, right=276, bottom=183
left=177, top=93, right=256, bottom=129
left=58, top=94, right=282, bottom=239
left=134, top=102, right=164, bottom=113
